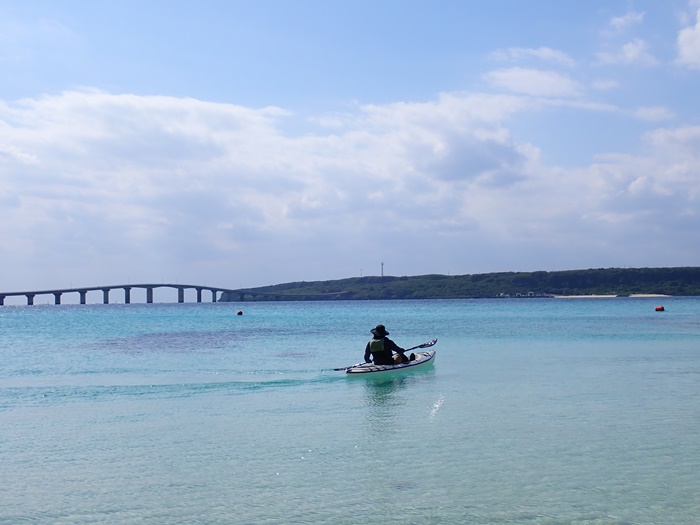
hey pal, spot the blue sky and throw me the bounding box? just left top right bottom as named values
left=1, top=1, right=700, bottom=299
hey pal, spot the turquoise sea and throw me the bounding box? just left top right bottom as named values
left=1, top=297, right=699, bottom=524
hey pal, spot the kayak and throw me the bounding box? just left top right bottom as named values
left=345, top=349, right=436, bottom=375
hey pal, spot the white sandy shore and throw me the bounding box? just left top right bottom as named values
left=554, top=294, right=618, bottom=298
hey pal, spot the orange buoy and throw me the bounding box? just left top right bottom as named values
left=655, top=306, right=665, bottom=312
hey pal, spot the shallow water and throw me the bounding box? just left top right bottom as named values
left=1, top=298, right=699, bottom=524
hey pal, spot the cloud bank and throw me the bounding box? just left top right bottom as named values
left=1, top=85, right=699, bottom=293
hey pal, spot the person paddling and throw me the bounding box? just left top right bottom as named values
left=364, top=324, right=410, bottom=365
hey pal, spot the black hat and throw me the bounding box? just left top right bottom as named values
left=370, top=324, right=389, bottom=337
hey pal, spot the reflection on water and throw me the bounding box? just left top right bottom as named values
left=363, top=376, right=407, bottom=436
left=362, top=369, right=436, bottom=407
left=363, top=376, right=409, bottom=407
left=361, top=370, right=436, bottom=436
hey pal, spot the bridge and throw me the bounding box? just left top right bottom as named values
left=0, top=283, right=351, bottom=306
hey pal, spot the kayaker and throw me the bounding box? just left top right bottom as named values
left=364, top=324, right=409, bottom=365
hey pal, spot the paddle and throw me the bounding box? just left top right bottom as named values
left=333, top=338, right=437, bottom=371
left=405, top=338, right=438, bottom=352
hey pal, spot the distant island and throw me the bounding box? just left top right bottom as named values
left=220, top=266, right=700, bottom=301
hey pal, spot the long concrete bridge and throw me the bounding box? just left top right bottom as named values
left=0, top=283, right=350, bottom=306
left=0, top=283, right=226, bottom=306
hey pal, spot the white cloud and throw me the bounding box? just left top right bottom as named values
left=632, top=106, right=676, bottom=121
left=0, top=90, right=541, bottom=288
left=647, top=125, right=700, bottom=160
left=1, top=89, right=699, bottom=291
left=591, top=79, right=620, bottom=91
left=608, top=11, right=645, bottom=31
left=0, top=142, right=40, bottom=164
left=597, top=38, right=659, bottom=66
left=483, top=68, right=582, bottom=97
left=490, top=47, right=576, bottom=67
left=676, top=8, right=700, bottom=69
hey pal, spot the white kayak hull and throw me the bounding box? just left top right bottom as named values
left=345, top=350, right=436, bottom=375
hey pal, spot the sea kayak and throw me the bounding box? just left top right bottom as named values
left=345, top=349, right=436, bottom=375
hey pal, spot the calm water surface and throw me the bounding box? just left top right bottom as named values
left=1, top=298, right=699, bottom=524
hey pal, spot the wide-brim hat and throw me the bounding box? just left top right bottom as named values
left=370, top=324, right=389, bottom=336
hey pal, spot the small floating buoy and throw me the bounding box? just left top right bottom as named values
left=237, top=310, right=243, bottom=315
left=655, top=305, right=665, bottom=312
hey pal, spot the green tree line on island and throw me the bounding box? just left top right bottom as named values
left=225, top=266, right=700, bottom=301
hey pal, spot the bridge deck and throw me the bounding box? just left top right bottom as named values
left=0, top=284, right=349, bottom=305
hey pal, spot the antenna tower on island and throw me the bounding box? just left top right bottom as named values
left=381, top=262, right=384, bottom=277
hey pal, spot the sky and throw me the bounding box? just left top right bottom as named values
left=2, top=0, right=700, bottom=298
